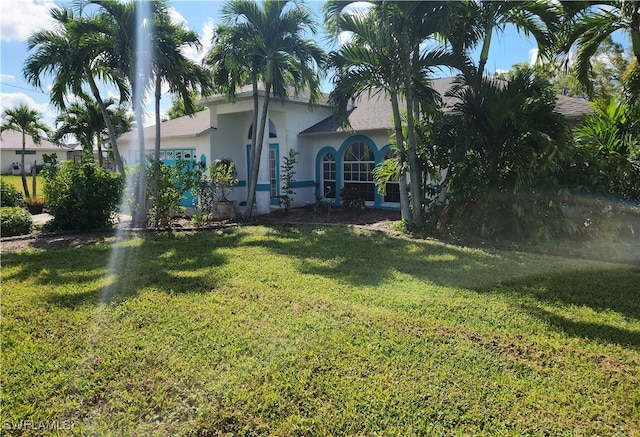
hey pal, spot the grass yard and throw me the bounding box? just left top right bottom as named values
left=2, top=225, right=639, bottom=436
left=1, top=175, right=45, bottom=198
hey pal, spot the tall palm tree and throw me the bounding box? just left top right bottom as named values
left=210, top=0, right=325, bottom=217
left=23, top=7, right=129, bottom=175
left=560, top=1, right=640, bottom=96
left=1, top=105, right=50, bottom=198
left=87, top=0, right=155, bottom=226
left=151, top=2, right=212, bottom=162
left=328, top=11, right=413, bottom=222
left=326, top=0, right=466, bottom=228
left=206, top=21, right=263, bottom=201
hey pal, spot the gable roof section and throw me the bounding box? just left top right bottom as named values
left=0, top=129, right=71, bottom=151
left=299, top=77, right=593, bottom=136
left=117, top=109, right=212, bottom=141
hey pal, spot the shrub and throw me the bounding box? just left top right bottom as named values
left=0, top=179, right=26, bottom=207
left=147, top=160, right=200, bottom=228
left=44, top=161, right=124, bottom=231
left=0, top=207, right=33, bottom=237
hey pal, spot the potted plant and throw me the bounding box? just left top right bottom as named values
left=26, top=196, right=45, bottom=215
left=212, top=159, right=238, bottom=219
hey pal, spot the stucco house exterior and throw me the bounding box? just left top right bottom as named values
left=116, top=77, right=593, bottom=215
left=0, top=129, right=72, bottom=175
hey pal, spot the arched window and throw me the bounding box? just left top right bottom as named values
left=248, top=120, right=277, bottom=139
left=383, top=150, right=400, bottom=203
left=343, top=141, right=375, bottom=202
left=321, top=153, right=336, bottom=199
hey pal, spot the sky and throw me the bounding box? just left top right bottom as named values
left=0, top=0, right=565, bottom=132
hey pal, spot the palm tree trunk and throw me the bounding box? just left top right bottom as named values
left=478, top=22, right=493, bottom=78
left=631, top=7, right=640, bottom=64
left=401, top=43, right=423, bottom=228
left=86, top=68, right=125, bottom=176
left=246, top=72, right=260, bottom=215
left=97, top=132, right=104, bottom=168
left=389, top=92, right=411, bottom=223
left=152, top=76, right=163, bottom=228
left=246, top=81, right=272, bottom=218
left=21, top=131, right=30, bottom=199
left=154, top=77, right=162, bottom=162
left=133, top=80, right=148, bottom=228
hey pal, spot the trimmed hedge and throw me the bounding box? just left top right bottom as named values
left=44, top=161, right=124, bottom=231
left=0, top=207, right=33, bottom=237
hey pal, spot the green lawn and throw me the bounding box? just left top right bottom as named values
left=1, top=175, right=45, bottom=198
left=2, top=226, right=639, bottom=436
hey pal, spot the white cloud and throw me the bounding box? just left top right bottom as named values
left=529, top=48, right=539, bottom=66
left=181, top=17, right=215, bottom=64
left=0, top=0, right=57, bottom=42
left=168, top=6, right=188, bottom=27
left=338, top=31, right=353, bottom=46
left=0, top=74, right=16, bottom=82
left=0, top=92, right=57, bottom=129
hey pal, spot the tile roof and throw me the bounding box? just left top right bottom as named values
left=117, top=109, right=213, bottom=141
left=299, top=77, right=594, bottom=136
left=0, top=129, right=72, bottom=150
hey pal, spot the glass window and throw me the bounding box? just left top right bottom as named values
left=321, top=153, right=336, bottom=199
left=248, top=120, right=277, bottom=139
left=343, top=142, right=375, bottom=202
left=269, top=148, right=278, bottom=197
left=383, top=151, right=400, bottom=203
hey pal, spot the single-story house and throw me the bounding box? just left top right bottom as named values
left=0, top=129, right=72, bottom=175
left=116, top=77, right=593, bottom=214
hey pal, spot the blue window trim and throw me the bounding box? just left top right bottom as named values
left=315, top=146, right=339, bottom=203
left=377, top=144, right=400, bottom=209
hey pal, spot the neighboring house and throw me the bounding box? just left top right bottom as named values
left=66, top=144, right=117, bottom=171
left=0, top=129, right=72, bottom=175
left=116, top=77, right=593, bottom=214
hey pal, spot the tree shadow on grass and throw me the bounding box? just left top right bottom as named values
left=2, top=230, right=242, bottom=309
left=239, top=225, right=640, bottom=348
left=522, top=305, right=640, bottom=349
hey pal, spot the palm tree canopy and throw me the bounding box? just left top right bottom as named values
left=216, top=0, right=326, bottom=104
left=1, top=104, right=50, bottom=142
left=24, top=7, right=130, bottom=109
left=561, top=1, right=640, bottom=93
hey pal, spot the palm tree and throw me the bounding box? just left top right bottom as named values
left=87, top=0, right=154, bottom=226
left=328, top=11, right=412, bottom=222
left=210, top=0, right=325, bottom=217
left=560, top=1, right=640, bottom=96
left=326, top=0, right=466, bottom=228
left=441, top=68, right=571, bottom=239
left=450, top=0, right=559, bottom=77
left=51, top=97, right=131, bottom=168
left=1, top=105, right=50, bottom=199
left=151, top=2, right=212, bottom=162
left=23, top=7, right=130, bottom=175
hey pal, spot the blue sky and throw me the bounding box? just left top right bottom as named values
left=0, top=0, right=569, bottom=130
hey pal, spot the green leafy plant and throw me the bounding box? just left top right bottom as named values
left=211, top=159, right=237, bottom=202
left=0, top=178, right=26, bottom=207
left=279, top=149, right=298, bottom=213
left=44, top=161, right=124, bottom=231
left=147, top=159, right=200, bottom=228
left=0, top=206, right=33, bottom=236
